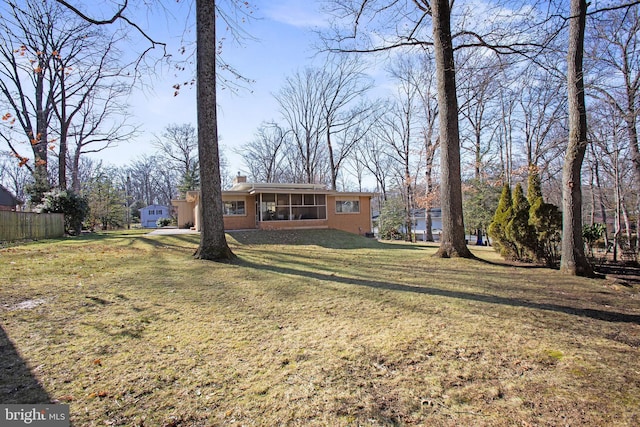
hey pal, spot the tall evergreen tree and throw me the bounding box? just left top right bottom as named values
left=463, top=179, right=500, bottom=246
left=506, top=183, right=535, bottom=261
left=528, top=167, right=562, bottom=265
left=488, top=183, right=515, bottom=258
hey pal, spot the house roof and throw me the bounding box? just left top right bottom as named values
left=177, top=184, right=374, bottom=203
left=230, top=181, right=374, bottom=197
left=138, top=204, right=169, bottom=212
left=230, top=181, right=327, bottom=192
left=0, top=185, right=23, bottom=207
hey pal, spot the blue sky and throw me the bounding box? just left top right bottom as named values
left=92, top=0, right=337, bottom=174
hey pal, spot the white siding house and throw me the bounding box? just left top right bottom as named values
left=139, top=204, right=170, bottom=228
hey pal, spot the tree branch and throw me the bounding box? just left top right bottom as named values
left=54, top=0, right=166, bottom=50
left=587, top=1, right=640, bottom=16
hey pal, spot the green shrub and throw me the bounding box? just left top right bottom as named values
left=156, top=217, right=173, bottom=227
left=489, top=172, right=561, bottom=265
left=376, top=197, right=406, bottom=240
left=506, top=183, right=536, bottom=261
left=583, top=223, right=606, bottom=257
left=528, top=168, right=562, bottom=266
left=488, top=183, right=516, bottom=259
left=36, top=188, right=89, bottom=236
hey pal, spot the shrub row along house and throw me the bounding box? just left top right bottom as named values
left=172, top=176, right=374, bottom=235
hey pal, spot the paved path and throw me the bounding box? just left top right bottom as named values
left=147, top=228, right=199, bottom=235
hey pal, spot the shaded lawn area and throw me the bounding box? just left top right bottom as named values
left=1, top=229, right=639, bottom=426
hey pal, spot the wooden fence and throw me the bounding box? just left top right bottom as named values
left=0, top=211, right=65, bottom=242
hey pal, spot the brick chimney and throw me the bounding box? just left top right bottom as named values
left=233, top=173, right=247, bottom=185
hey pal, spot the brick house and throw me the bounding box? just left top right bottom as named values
left=172, top=176, right=374, bottom=235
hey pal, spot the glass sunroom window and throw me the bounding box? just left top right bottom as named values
left=259, top=193, right=326, bottom=221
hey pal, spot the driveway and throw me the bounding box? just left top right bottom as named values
left=147, top=228, right=199, bottom=235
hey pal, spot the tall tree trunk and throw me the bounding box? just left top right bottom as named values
left=30, top=64, right=51, bottom=202
left=71, top=146, right=82, bottom=192
left=561, top=0, right=592, bottom=276
left=593, top=156, right=609, bottom=248
left=625, top=89, right=640, bottom=200
left=327, top=126, right=337, bottom=190
left=621, top=198, right=631, bottom=244
left=57, top=68, right=68, bottom=190
left=425, top=168, right=434, bottom=242
left=624, top=110, right=640, bottom=255
left=58, top=125, right=68, bottom=189
left=193, top=0, right=235, bottom=261
left=405, top=172, right=413, bottom=241
left=432, top=0, right=472, bottom=258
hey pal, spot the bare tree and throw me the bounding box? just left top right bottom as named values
left=589, top=4, right=640, bottom=253
left=66, top=87, right=137, bottom=192
left=154, top=123, right=199, bottom=197
left=52, top=31, right=135, bottom=191
left=193, top=0, right=235, bottom=260
left=429, top=0, right=473, bottom=257
left=561, top=0, right=593, bottom=276
left=589, top=101, right=637, bottom=261
left=404, top=53, right=440, bottom=241
left=375, top=100, right=416, bottom=239
left=53, top=0, right=239, bottom=260
left=321, top=0, right=541, bottom=257
left=495, top=79, right=518, bottom=186
left=515, top=67, right=567, bottom=169
left=343, top=146, right=368, bottom=191
left=0, top=0, right=139, bottom=206
left=382, top=55, right=434, bottom=241
left=0, top=150, right=30, bottom=202
left=318, top=56, right=376, bottom=190
left=275, top=67, right=327, bottom=184
left=0, top=0, right=80, bottom=201
left=240, top=121, right=289, bottom=183
left=128, top=155, right=163, bottom=206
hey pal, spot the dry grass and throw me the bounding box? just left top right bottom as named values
left=1, top=229, right=639, bottom=426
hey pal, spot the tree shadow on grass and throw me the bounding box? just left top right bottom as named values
left=228, top=229, right=400, bottom=250
left=237, top=258, right=640, bottom=325
left=475, top=257, right=560, bottom=270
left=0, top=325, right=51, bottom=403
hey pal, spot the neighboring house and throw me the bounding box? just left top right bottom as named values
left=172, top=176, right=374, bottom=235
left=404, top=208, right=443, bottom=241
left=0, top=185, right=23, bottom=211
left=139, top=204, right=170, bottom=228
left=372, top=208, right=443, bottom=241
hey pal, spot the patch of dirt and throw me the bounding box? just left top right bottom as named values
left=5, top=298, right=48, bottom=311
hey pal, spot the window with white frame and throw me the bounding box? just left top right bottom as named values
left=223, top=200, right=246, bottom=215
left=335, top=199, right=360, bottom=213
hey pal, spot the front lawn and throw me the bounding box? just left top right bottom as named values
left=1, top=229, right=639, bottom=426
